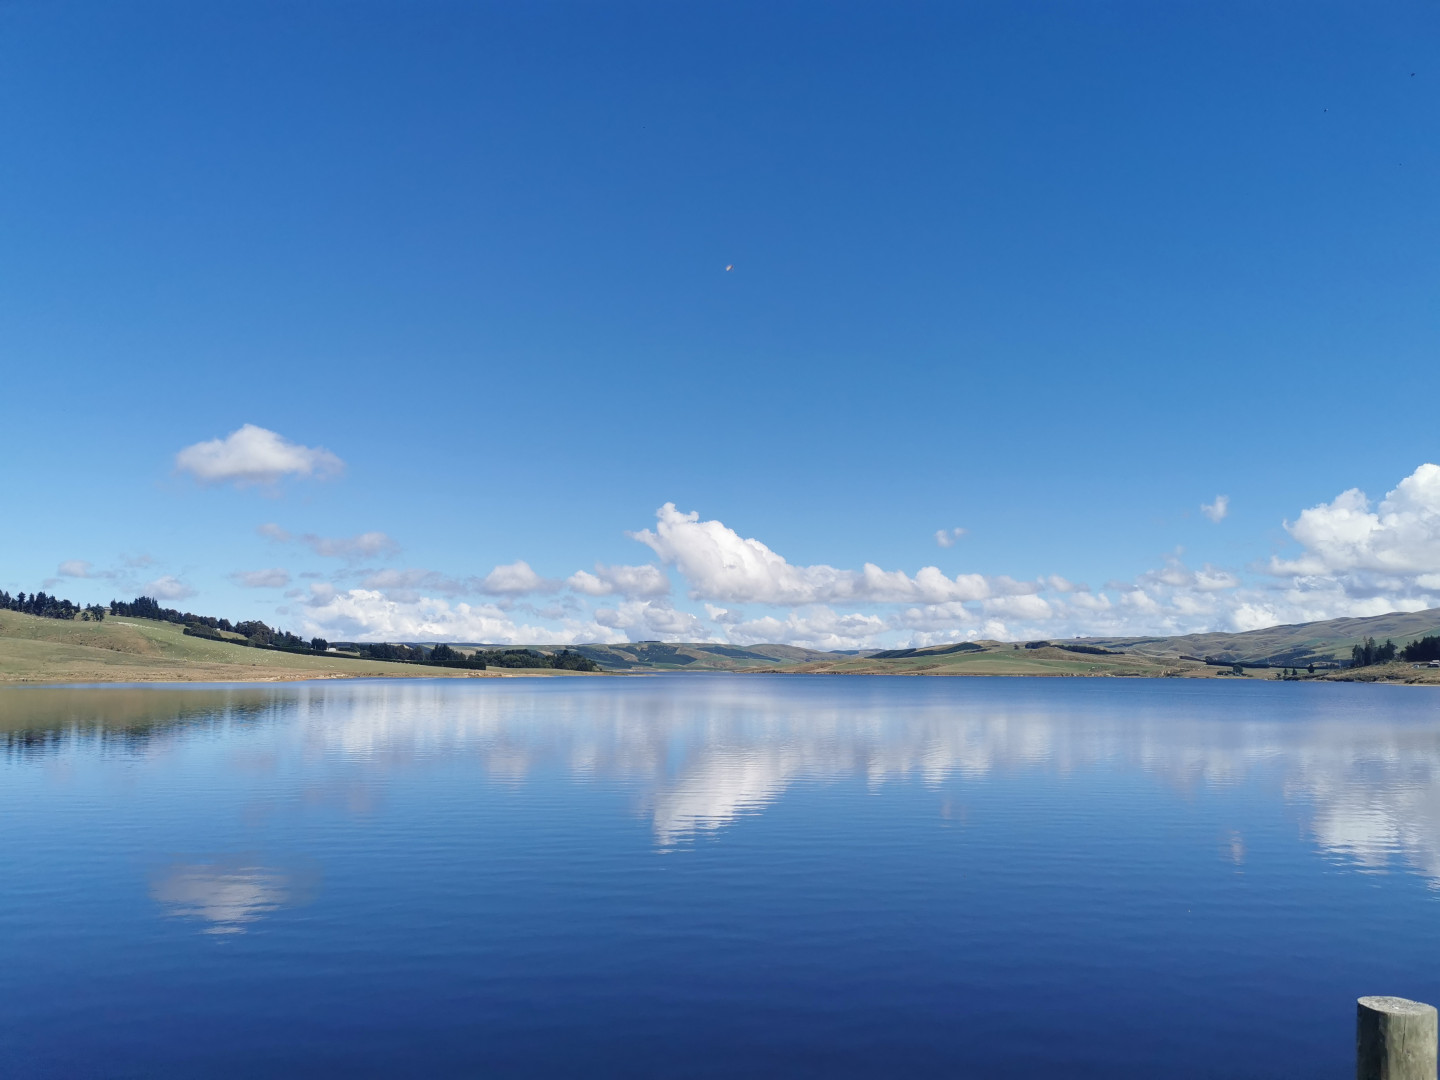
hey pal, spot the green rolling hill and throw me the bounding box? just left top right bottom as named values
left=1093, top=608, right=1440, bottom=667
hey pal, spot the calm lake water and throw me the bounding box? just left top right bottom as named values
left=3, top=675, right=1440, bottom=1077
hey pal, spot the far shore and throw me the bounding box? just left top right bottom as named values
left=6, top=663, right=1439, bottom=688
left=4, top=608, right=1438, bottom=687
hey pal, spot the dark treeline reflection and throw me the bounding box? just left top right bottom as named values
left=0, top=686, right=296, bottom=757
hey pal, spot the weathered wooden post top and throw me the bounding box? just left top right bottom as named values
left=1357, top=996, right=1438, bottom=1080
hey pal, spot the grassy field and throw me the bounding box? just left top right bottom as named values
left=0, top=611, right=553, bottom=684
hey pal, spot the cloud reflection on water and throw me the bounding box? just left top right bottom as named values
left=151, top=858, right=315, bottom=934
left=272, top=679, right=1440, bottom=870
left=9, top=679, right=1440, bottom=877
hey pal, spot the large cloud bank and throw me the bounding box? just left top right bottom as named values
left=257, top=464, right=1440, bottom=649
left=631, top=503, right=1036, bottom=605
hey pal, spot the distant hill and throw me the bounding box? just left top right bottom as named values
left=742, top=607, right=1440, bottom=678
left=752, top=640, right=1203, bottom=678
left=525, top=608, right=1440, bottom=677
left=1095, top=608, right=1440, bottom=667
left=572, top=641, right=839, bottom=671
left=10, top=602, right=1440, bottom=685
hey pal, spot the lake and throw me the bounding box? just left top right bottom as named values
left=3, top=675, right=1439, bottom=1077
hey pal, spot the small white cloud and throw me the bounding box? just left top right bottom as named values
left=480, top=560, right=561, bottom=596
left=1201, top=495, right=1230, bottom=523
left=935, top=527, right=966, bottom=548
left=176, top=425, right=343, bottom=487
left=567, top=563, right=670, bottom=598
left=982, top=593, right=1053, bottom=620
left=258, top=523, right=399, bottom=560
left=46, top=559, right=124, bottom=588
left=316, top=531, right=395, bottom=559
left=230, top=568, right=291, bottom=589
left=145, top=575, right=196, bottom=602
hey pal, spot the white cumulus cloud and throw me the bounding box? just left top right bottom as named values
left=1201, top=495, right=1229, bottom=523
left=935, top=527, right=966, bottom=548
left=175, top=424, right=343, bottom=487
left=632, top=503, right=1033, bottom=606
left=1271, top=464, right=1440, bottom=576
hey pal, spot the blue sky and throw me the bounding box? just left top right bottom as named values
left=2, top=1, right=1437, bottom=647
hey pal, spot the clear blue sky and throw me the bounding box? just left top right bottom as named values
left=2, top=1, right=1437, bottom=646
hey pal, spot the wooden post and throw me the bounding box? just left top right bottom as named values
left=1358, top=996, right=1438, bottom=1080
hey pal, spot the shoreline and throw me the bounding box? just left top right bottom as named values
left=4, top=667, right=1435, bottom=688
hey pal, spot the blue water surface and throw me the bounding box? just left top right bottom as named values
left=3, top=675, right=1439, bottom=1077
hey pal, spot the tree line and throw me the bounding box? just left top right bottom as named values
left=335, top=642, right=483, bottom=668
left=468, top=646, right=598, bottom=671
left=0, top=590, right=107, bottom=621
left=1342, top=635, right=1440, bottom=666
left=1400, top=635, right=1440, bottom=663
left=340, top=642, right=598, bottom=671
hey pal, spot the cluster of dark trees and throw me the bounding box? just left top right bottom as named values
left=343, top=641, right=427, bottom=662
left=340, top=642, right=485, bottom=667
left=1351, top=637, right=1398, bottom=667
left=182, top=618, right=329, bottom=654
left=467, top=647, right=599, bottom=671
left=337, top=643, right=598, bottom=671
left=0, top=590, right=106, bottom=621
left=110, top=596, right=242, bottom=632
left=1399, top=635, right=1440, bottom=663
left=872, top=642, right=983, bottom=660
